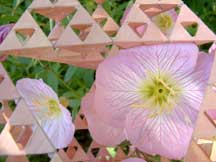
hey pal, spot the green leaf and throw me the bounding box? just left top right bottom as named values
left=47, top=71, right=59, bottom=92
left=13, top=0, right=24, bottom=10
left=64, top=66, right=77, bottom=82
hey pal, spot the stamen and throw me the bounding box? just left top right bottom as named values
left=157, top=77, right=175, bottom=95
left=135, top=72, right=182, bottom=116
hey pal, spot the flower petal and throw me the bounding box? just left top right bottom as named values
left=94, top=43, right=199, bottom=127
left=82, top=85, right=125, bottom=146
left=209, top=42, right=216, bottom=54
left=0, top=24, right=14, bottom=61
left=0, top=24, right=14, bottom=44
left=125, top=108, right=193, bottom=160
left=41, top=105, right=75, bottom=149
left=122, top=158, right=146, bottom=162
left=16, top=78, right=59, bottom=116
left=177, top=52, right=214, bottom=110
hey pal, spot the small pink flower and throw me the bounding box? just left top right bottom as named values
left=122, top=158, right=146, bottom=162
left=84, top=43, right=214, bottom=159
left=0, top=24, right=14, bottom=62
left=16, top=78, right=75, bottom=149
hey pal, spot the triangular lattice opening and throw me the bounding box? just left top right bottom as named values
left=15, top=28, right=35, bottom=46
left=128, top=22, right=147, bottom=38
left=71, top=24, right=92, bottom=41
left=181, top=22, right=198, bottom=37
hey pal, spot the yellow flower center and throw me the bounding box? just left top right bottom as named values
left=132, top=73, right=182, bottom=116
left=47, top=99, right=62, bottom=117
left=154, top=13, right=173, bottom=33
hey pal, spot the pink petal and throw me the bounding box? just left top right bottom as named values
left=125, top=108, right=193, bottom=160
left=177, top=52, right=214, bottom=109
left=41, top=105, right=75, bottom=149
left=122, top=158, right=146, bottom=162
left=209, top=42, right=216, bottom=54
left=0, top=24, right=14, bottom=44
left=82, top=85, right=125, bottom=146
left=16, top=78, right=59, bottom=108
left=94, top=43, right=199, bottom=127
left=0, top=24, right=14, bottom=62
left=17, top=78, right=64, bottom=120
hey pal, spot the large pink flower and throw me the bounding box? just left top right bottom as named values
left=83, top=43, right=214, bottom=160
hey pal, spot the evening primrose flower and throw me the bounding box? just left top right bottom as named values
left=84, top=43, right=214, bottom=160
left=16, top=78, right=75, bottom=149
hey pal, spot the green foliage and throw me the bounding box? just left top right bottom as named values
left=0, top=0, right=215, bottom=162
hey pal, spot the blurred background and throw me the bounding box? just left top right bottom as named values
left=0, top=0, right=215, bottom=162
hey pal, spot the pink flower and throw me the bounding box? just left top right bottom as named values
left=0, top=24, right=14, bottom=61
left=122, top=158, right=146, bottom=162
left=83, top=43, right=214, bottom=159
left=16, top=78, right=75, bottom=149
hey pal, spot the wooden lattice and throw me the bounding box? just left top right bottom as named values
left=0, top=0, right=215, bottom=161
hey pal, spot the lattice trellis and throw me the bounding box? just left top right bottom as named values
left=0, top=0, right=215, bottom=162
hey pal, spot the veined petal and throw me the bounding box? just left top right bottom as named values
left=152, top=43, right=198, bottom=75
left=17, top=78, right=58, bottom=101
left=82, top=86, right=125, bottom=146
left=177, top=52, right=214, bottom=110
left=16, top=78, right=59, bottom=119
left=41, top=105, right=75, bottom=149
left=122, top=158, right=146, bottom=162
left=16, top=78, right=75, bottom=149
left=125, top=108, right=193, bottom=160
